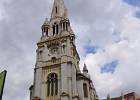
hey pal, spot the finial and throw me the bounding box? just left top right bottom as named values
left=45, top=18, right=48, bottom=21
left=43, top=18, right=49, bottom=25
left=83, top=63, right=88, bottom=73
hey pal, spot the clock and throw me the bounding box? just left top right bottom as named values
left=50, top=47, right=59, bottom=54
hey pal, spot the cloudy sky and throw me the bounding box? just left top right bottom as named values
left=0, top=0, right=140, bottom=99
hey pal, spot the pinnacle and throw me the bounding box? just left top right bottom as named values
left=83, top=63, right=88, bottom=72
left=43, top=18, right=49, bottom=25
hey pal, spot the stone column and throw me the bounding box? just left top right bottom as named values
left=61, top=63, right=69, bottom=100
left=72, top=64, right=79, bottom=100
left=41, top=81, right=46, bottom=100
left=68, top=62, right=72, bottom=100
left=34, top=68, right=42, bottom=98
left=61, top=63, right=68, bottom=93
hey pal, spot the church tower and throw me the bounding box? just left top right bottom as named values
left=29, top=0, right=98, bottom=100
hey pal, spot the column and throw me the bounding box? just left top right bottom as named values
left=61, top=63, right=69, bottom=100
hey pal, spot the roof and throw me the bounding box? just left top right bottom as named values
left=76, top=72, right=91, bottom=81
left=103, top=96, right=122, bottom=100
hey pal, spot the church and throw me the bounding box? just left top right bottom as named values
left=29, top=0, right=98, bottom=100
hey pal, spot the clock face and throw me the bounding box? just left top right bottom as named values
left=50, top=47, right=59, bottom=54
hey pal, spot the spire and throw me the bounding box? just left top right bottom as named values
left=121, top=92, right=123, bottom=97
left=121, top=92, right=125, bottom=100
left=51, top=0, right=68, bottom=19
left=83, top=63, right=91, bottom=79
left=83, top=63, right=88, bottom=73
left=107, top=94, right=110, bottom=100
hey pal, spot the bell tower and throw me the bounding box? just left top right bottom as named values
left=29, top=0, right=98, bottom=100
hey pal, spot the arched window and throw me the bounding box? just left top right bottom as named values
left=47, top=73, right=58, bottom=96
left=55, top=7, right=58, bottom=14
left=63, top=22, right=65, bottom=30
left=62, top=45, right=66, bottom=53
left=53, top=25, right=55, bottom=35
left=66, top=22, right=68, bottom=31
left=42, top=27, right=45, bottom=36
left=83, top=83, right=88, bottom=97
left=56, top=24, right=59, bottom=34
left=53, top=23, right=59, bottom=35
left=46, top=27, right=48, bottom=36
left=42, top=26, right=49, bottom=36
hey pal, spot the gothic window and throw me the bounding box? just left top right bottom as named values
left=38, top=50, right=42, bottom=59
left=53, top=25, right=55, bottom=35
left=46, top=27, right=48, bottom=36
left=83, top=83, right=88, bottom=97
left=47, top=73, right=58, bottom=96
left=51, top=76, right=54, bottom=96
left=55, top=7, right=58, bottom=14
left=62, top=45, right=66, bottom=53
left=52, top=57, right=56, bottom=63
left=47, top=78, right=50, bottom=96
left=66, top=22, right=68, bottom=31
left=42, top=27, right=45, bottom=36
left=53, top=23, right=59, bottom=35
left=42, top=26, right=49, bottom=36
left=55, top=77, right=58, bottom=95
left=63, top=22, right=65, bottom=30
left=56, top=24, right=59, bottom=34
left=71, top=36, right=74, bottom=41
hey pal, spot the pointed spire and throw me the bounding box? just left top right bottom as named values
left=83, top=63, right=88, bottom=73
left=107, top=94, right=110, bottom=100
left=121, top=92, right=125, bottom=100
left=121, top=92, right=123, bottom=97
left=51, top=0, right=68, bottom=19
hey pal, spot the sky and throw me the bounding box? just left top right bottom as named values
left=0, top=0, right=140, bottom=99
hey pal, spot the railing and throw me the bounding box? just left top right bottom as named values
left=42, top=58, right=61, bottom=67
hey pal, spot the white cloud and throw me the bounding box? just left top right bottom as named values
left=0, top=2, right=5, bottom=20
left=73, top=0, right=140, bottom=98
left=0, top=0, right=12, bottom=20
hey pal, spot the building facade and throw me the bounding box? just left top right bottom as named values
left=124, top=92, right=140, bottom=100
left=105, top=92, right=140, bottom=100
left=29, top=0, right=98, bottom=100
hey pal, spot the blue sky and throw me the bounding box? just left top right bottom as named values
left=84, top=0, right=140, bottom=75
left=85, top=44, right=98, bottom=54
left=125, top=0, right=140, bottom=7
left=101, top=60, right=119, bottom=74
left=125, top=0, right=140, bottom=17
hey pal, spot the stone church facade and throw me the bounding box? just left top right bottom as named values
left=29, top=0, right=98, bottom=100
